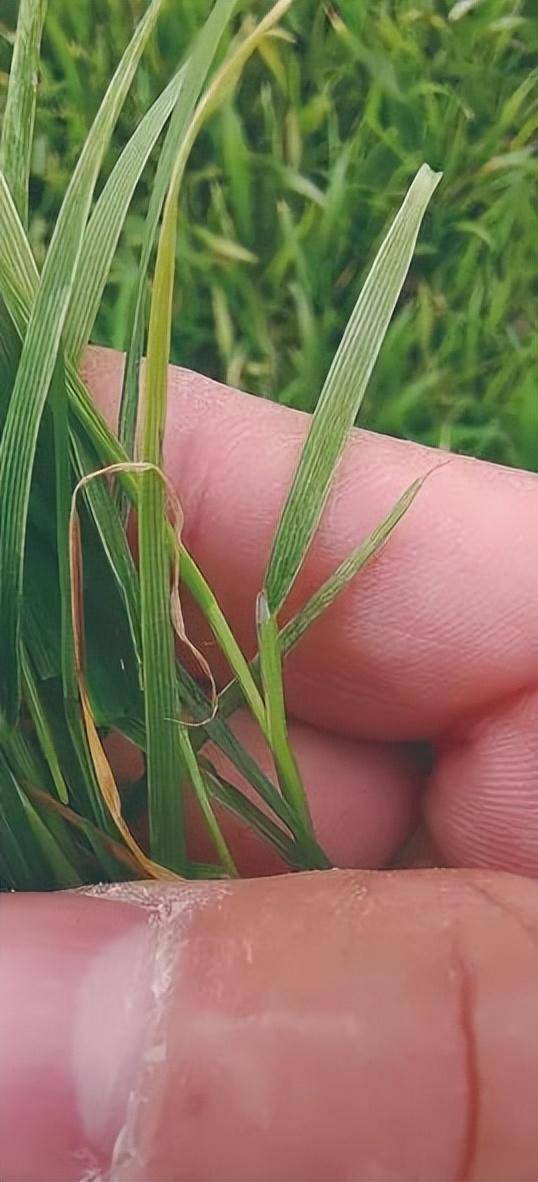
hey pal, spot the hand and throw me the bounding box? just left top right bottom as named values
left=1, top=348, right=536, bottom=1182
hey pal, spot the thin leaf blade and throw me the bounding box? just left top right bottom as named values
left=138, top=0, right=240, bottom=872
left=0, top=0, right=47, bottom=227
left=65, top=65, right=186, bottom=361
left=264, top=164, right=442, bottom=613
left=280, top=476, right=424, bottom=651
left=256, top=591, right=313, bottom=833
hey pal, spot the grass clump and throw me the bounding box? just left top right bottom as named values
left=0, top=0, right=439, bottom=890
left=1, top=0, right=535, bottom=468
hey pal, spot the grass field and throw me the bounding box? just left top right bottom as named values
left=1, top=0, right=536, bottom=468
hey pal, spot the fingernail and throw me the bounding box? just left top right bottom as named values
left=0, top=892, right=153, bottom=1182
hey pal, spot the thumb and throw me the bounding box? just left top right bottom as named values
left=1, top=870, right=537, bottom=1182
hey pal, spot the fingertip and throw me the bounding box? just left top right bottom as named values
left=2, top=872, right=537, bottom=1182
left=426, top=689, right=538, bottom=877
left=0, top=893, right=153, bottom=1182
left=111, top=870, right=538, bottom=1182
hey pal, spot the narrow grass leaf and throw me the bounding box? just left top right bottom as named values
left=138, top=0, right=240, bottom=872
left=0, top=296, right=19, bottom=410
left=264, top=164, right=442, bottom=613
left=256, top=590, right=313, bottom=834
left=138, top=0, right=298, bottom=869
left=180, top=553, right=267, bottom=735
left=186, top=861, right=228, bottom=879
left=117, top=0, right=293, bottom=462
left=71, top=432, right=143, bottom=678
left=0, top=0, right=166, bottom=722
left=68, top=472, right=179, bottom=880
left=51, top=359, right=79, bottom=706
left=3, top=725, right=49, bottom=794
left=280, top=476, right=425, bottom=652
left=25, top=785, right=144, bottom=882
left=179, top=734, right=238, bottom=876
left=65, top=65, right=186, bottom=361
left=137, top=0, right=300, bottom=870
left=0, top=750, right=80, bottom=889
left=49, top=358, right=119, bottom=840
left=201, top=760, right=304, bottom=869
left=219, top=479, right=424, bottom=724
left=180, top=668, right=292, bottom=823
left=117, top=0, right=247, bottom=456
left=136, top=0, right=297, bottom=743
left=0, top=0, right=47, bottom=227
left=0, top=171, right=38, bottom=302
left=21, top=651, right=69, bottom=804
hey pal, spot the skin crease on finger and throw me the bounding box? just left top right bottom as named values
left=0, top=870, right=537, bottom=1182
left=84, top=347, right=538, bottom=877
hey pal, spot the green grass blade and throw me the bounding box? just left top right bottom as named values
left=219, top=478, right=423, bottom=722
left=0, top=0, right=166, bottom=722
left=118, top=0, right=294, bottom=461
left=50, top=360, right=78, bottom=705
left=0, top=171, right=39, bottom=301
left=116, top=5, right=237, bottom=457
left=21, top=650, right=69, bottom=804
left=3, top=724, right=47, bottom=790
left=138, top=0, right=240, bottom=872
left=4, top=108, right=422, bottom=869
left=0, top=165, right=119, bottom=472
left=70, top=432, right=143, bottom=679
left=177, top=670, right=299, bottom=829
left=0, top=749, right=81, bottom=889
left=201, top=760, right=304, bottom=869
left=178, top=733, right=237, bottom=876
left=0, top=295, right=19, bottom=396
left=264, top=164, right=442, bottom=614
left=0, top=754, right=45, bottom=889
left=65, top=64, right=186, bottom=362
left=49, top=360, right=115, bottom=836
left=138, top=0, right=298, bottom=872
left=135, top=0, right=296, bottom=741
left=25, top=785, right=142, bottom=884
left=180, top=553, right=267, bottom=735
left=0, top=0, right=47, bottom=227
left=280, top=476, right=425, bottom=652
left=116, top=50, right=220, bottom=461
left=256, top=590, right=313, bottom=833
left=186, top=861, right=227, bottom=879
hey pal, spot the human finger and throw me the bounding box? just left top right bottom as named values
left=1, top=870, right=537, bottom=1181
left=427, top=688, right=538, bottom=877
left=84, top=346, right=537, bottom=744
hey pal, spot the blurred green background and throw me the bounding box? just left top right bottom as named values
left=1, top=0, right=537, bottom=468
